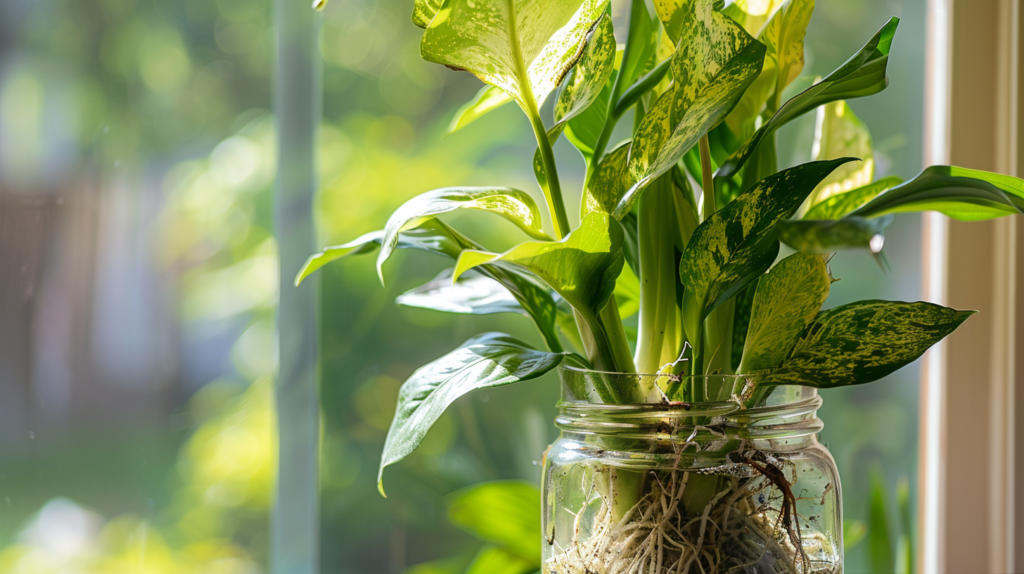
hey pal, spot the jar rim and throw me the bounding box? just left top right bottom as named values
left=559, top=364, right=764, bottom=381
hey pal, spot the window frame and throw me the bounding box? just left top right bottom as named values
left=920, top=1, right=1024, bottom=572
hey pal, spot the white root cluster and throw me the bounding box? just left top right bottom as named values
left=544, top=466, right=835, bottom=574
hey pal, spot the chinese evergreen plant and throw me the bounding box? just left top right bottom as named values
left=300, top=0, right=1024, bottom=571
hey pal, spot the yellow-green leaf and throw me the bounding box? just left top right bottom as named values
left=582, top=141, right=630, bottom=217
left=412, top=0, right=445, bottom=28
left=722, top=0, right=787, bottom=36
left=453, top=211, right=624, bottom=324
left=295, top=219, right=472, bottom=286
left=377, top=187, right=550, bottom=283
left=448, top=86, right=513, bottom=134
left=763, top=301, right=974, bottom=388
left=739, top=252, right=829, bottom=373
left=465, top=546, right=536, bottom=574
left=806, top=100, right=874, bottom=209
left=421, top=0, right=608, bottom=113
left=803, top=176, right=902, bottom=220
left=447, top=481, right=541, bottom=562
left=760, top=0, right=813, bottom=106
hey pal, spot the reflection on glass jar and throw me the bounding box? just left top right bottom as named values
left=542, top=366, right=842, bottom=574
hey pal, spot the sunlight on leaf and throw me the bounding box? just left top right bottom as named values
left=377, top=187, right=551, bottom=283
left=420, top=0, right=608, bottom=113
left=454, top=212, right=624, bottom=325
left=448, top=86, right=513, bottom=134
left=397, top=269, right=525, bottom=316
left=806, top=100, right=874, bottom=209
left=447, top=481, right=541, bottom=562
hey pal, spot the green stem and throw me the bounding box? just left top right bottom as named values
left=507, top=0, right=570, bottom=238
left=698, top=134, right=716, bottom=220
left=634, top=176, right=683, bottom=386
left=528, top=112, right=571, bottom=239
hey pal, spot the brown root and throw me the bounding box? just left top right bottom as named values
left=544, top=449, right=836, bottom=574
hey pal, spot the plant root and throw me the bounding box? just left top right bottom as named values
left=544, top=450, right=837, bottom=574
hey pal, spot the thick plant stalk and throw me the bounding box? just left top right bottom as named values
left=635, top=175, right=685, bottom=387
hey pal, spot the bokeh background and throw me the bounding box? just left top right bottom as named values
left=0, top=0, right=924, bottom=572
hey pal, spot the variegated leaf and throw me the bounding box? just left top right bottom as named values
left=453, top=212, right=624, bottom=328
left=420, top=0, right=608, bottom=113
left=778, top=215, right=893, bottom=255
left=679, top=159, right=852, bottom=341
left=718, top=17, right=898, bottom=180
left=849, top=165, right=1024, bottom=221
left=554, top=14, right=617, bottom=127
left=379, top=333, right=565, bottom=494
left=763, top=301, right=974, bottom=387
left=803, top=176, right=902, bottom=220
left=617, top=0, right=766, bottom=217
left=806, top=100, right=874, bottom=209
left=739, top=252, right=829, bottom=373
left=448, top=86, right=514, bottom=134
left=582, top=142, right=630, bottom=217
left=412, top=0, right=445, bottom=28
left=377, top=187, right=550, bottom=282
left=533, top=15, right=617, bottom=180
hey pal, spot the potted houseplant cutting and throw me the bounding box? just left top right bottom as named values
left=300, top=0, right=1024, bottom=572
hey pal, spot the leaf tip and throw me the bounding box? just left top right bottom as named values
left=377, top=479, right=388, bottom=498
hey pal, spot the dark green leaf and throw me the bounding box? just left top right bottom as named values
left=803, top=176, right=901, bottom=220
left=447, top=481, right=541, bottom=562
left=396, top=269, right=525, bottom=316
left=420, top=0, right=608, bottom=112
left=448, top=86, right=513, bottom=134
left=777, top=215, right=893, bottom=254
left=849, top=165, right=1024, bottom=221
left=739, top=253, right=830, bottom=373
left=679, top=159, right=852, bottom=340
left=718, top=17, right=898, bottom=179
left=763, top=300, right=974, bottom=387
left=379, top=333, right=564, bottom=494
left=465, top=546, right=536, bottom=574
left=618, top=0, right=767, bottom=217
left=378, top=187, right=550, bottom=282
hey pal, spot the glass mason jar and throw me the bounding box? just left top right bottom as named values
left=542, top=366, right=842, bottom=574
